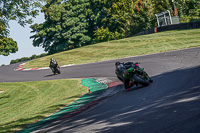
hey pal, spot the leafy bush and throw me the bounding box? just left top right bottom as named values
left=93, top=27, right=124, bottom=43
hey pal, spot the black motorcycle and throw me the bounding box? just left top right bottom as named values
left=115, top=62, right=152, bottom=87
left=51, top=65, right=61, bottom=75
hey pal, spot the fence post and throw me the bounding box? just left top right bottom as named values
left=154, top=27, right=157, bottom=33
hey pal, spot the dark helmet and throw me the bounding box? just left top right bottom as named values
left=115, top=61, right=120, bottom=67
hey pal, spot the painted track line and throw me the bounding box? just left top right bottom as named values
left=14, top=63, right=75, bottom=71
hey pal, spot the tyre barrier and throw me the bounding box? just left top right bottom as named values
left=134, top=21, right=200, bottom=36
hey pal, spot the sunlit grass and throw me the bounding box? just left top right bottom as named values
left=0, top=79, right=88, bottom=132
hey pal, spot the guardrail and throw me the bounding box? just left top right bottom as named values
left=133, top=21, right=200, bottom=36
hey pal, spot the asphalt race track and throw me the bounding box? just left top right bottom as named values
left=1, top=47, right=200, bottom=133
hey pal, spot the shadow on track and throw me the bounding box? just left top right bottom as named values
left=44, top=74, right=59, bottom=77
left=45, top=65, right=200, bottom=133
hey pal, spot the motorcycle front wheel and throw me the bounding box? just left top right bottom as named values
left=132, top=74, right=149, bottom=86
left=57, top=69, right=61, bottom=74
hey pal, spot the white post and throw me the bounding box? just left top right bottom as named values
left=163, top=12, right=167, bottom=26
left=155, top=14, right=160, bottom=27
left=167, top=10, right=173, bottom=24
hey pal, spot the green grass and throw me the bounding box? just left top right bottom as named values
left=24, top=28, right=200, bottom=68
left=0, top=79, right=88, bottom=133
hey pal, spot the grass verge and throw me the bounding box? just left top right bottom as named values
left=0, top=79, right=88, bottom=133
left=24, top=28, right=200, bottom=68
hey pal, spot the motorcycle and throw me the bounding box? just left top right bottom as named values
left=50, top=65, right=61, bottom=75
left=115, top=62, right=152, bottom=87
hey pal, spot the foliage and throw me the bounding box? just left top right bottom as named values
left=0, top=0, right=44, bottom=56
left=151, top=0, right=172, bottom=14
left=124, top=0, right=156, bottom=35
left=0, top=0, right=43, bottom=27
left=174, top=0, right=200, bottom=22
left=93, top=0, right=156, bottom=42
left=0, top=36, right=18, bottom=56
left=85, top=0, right=105, bottom=40
left=93, top=27, right=124, bottom=43
left=175, top=0, right=196, bottom=16
left=30, top=0, right=97, bottom=54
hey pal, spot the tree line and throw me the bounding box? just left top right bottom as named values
left=10, top=53, right=48, bottom=65
left=1, top=0, right=200, bottom=58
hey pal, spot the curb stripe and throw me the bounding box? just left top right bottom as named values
left=14, top=63, right=75, bottom=71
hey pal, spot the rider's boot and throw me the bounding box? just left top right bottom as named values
left=129, top=81, right=134, bottom=88
left=135, top=83, right=139, bottom=86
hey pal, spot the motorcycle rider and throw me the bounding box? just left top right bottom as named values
left=116, top=61, right=153, bottom=91
left=49, top=58, right=58, bottom=72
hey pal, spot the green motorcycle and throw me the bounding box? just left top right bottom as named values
left=115, top=61, right=153, bottom=90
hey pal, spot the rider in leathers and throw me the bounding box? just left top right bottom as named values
left=122, top=62, right=153, bottom=91
left=49, top=58, right=58, bottom=72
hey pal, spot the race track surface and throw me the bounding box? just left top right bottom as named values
left=1, top=47, right=200, bottom=133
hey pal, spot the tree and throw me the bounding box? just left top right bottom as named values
left=30, top=0, right=104, bottom=54
left=151, top=0, right=172, bottom=14
left=30, top=1, right=67, bottom=54
left=61, top=0, right=91, bottom=49
left=85, top=0, right=105, bottom=41
left=0, top=36, right=18, bottom=56
left=124, top=0, right=155, bottom=35
left=0, top=0, right=44, bottom=56
left=94, top=0, right=155, bottom=42
left=176, top=0, right=199, bottom=17
left=93, top=27, right=123, bottom=43
left=93, top=0, right=132, bottom=42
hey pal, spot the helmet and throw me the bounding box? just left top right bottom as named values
left=115, top=61, right=120, bottom=67
left=51, top=58, right=54, bottom=61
